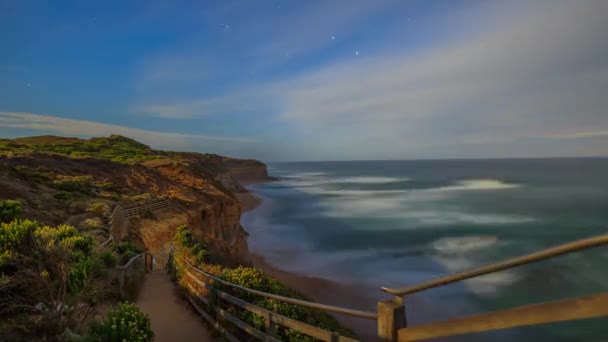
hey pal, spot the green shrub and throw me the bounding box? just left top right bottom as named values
left=54, top=191, right=73, bottom=201
left=0, top=220, right=117, bottom=340
left=68, top=257, right=94, bottom=294
left=87, top=302, right=153, bottom=342
left=0, top=219, right=39, bottom=266
left=0, top=199, right=22, bottom=223
left=99, top=251, right=118, bottom=268
left=191, top=243, right=207, bottom=264
left=113, top=242, right=144, bottom=264
left=88, top=202, right=110, bottom=215
left=175, top=225, right=194, bottom=247
left=34, top=224, right=93, bottom=262
left=52, top=176, right=92, bottom=194
left=98, top=180, right=114, bottom=191
left=32, top=171, right=51, bottom=183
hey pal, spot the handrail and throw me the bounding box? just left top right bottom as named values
left=383, top=233, right=608, bottom=296
left=182, top=258, right=378, bottom=320
left=116, top=251, right=155, bottom=299
left=116, top=251, right=150, bottom=270
left=99, top=235, right=113, bottom=248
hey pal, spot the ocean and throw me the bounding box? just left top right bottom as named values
left=242, top=158, right=608, bottom=341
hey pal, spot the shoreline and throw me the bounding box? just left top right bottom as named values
left=236, top=182, right=379, bottom=340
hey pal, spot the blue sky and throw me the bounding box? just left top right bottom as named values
left=1, top=0, right=607, bottom=161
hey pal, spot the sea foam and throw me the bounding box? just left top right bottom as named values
left=437, top=179, right=520, bottom=191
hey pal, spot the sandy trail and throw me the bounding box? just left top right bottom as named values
left=136, top=270, right=214, bottom=342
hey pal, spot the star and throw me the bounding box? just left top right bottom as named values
left=331, top=36, right=335, bottom=40
left=355, top=51, right=359, bottom=56
left=26, top=83, right=31, bottom=87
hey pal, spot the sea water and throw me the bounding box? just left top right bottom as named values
left=242, top=158, right=608, bottom=341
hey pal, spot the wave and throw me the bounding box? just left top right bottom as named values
left=434, top=254, right=521, bottom=295
left=329, top=176, right=408, bottom=184
left=431, top=236, right=499, bottom=254
left=282, top=172, right=326, bottom=178
left=437, top=179, right=520, bottom=191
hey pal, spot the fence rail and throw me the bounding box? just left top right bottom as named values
left=398, top=293, right=608, bottom=341
left=116, top=251, right=155, bottom=299
left=382, top=233, right=608, bottom=297
left=384, top=233, right=608, bottom=341
left=122, top=199, right=170, bottom=218
left=101, top=200, right=171, bottom=248
left=171, top=252, right=367, bottom=342
left=172, top=233, right=608, bottom=341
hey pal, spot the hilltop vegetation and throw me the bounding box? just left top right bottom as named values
left=0, top=135, right=169, bottom=164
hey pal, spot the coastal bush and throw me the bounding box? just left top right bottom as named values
left=0, top=135, right=165, bottom=164
left=0, top=219, right=39, bottom=266
left=34, top=224, right=94, bottom=262
left=87, top=302, right=153, bottom=342
left=99, top=250, right=118, bottom=268
left=54, top=191, right=73, bottom=201
left=52, top=176, right=93, bottom=195
left=113, top=241, right=144, bottom=264
left=97, top=180, right=114, bottom=191
left=0, top=199, right=22, bottom=223
left=88, top=202, right=110, bottom=215
left=0, top=220, right=116, bottom=340
left=175, top=224, right=194, bottom=247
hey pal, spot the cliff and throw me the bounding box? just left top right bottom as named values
left=220, top=157, right=269, bottom=183
left=0, top=135, right=267, bottom=265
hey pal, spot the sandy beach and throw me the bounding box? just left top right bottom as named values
left=237, top=187, right=381, bottom=340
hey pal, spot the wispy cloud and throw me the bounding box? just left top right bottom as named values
left=544, top=130, right=608, bottom=140
left=262, top=1, right=608, bottom=157
left=0, top=112, right=255, bottom=150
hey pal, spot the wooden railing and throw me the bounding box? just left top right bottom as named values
left=116, top=251, right=155, bottom=299
left=122, top=199, right=170, bottom=218
left=378, top=233, right=608, bottom=341
left=169, top=250, right=374, bottom=341
left=100, top=200, right=170, bottom=247
left=169, top=233, right=608, bottom=341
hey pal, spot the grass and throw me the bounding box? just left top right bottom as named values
left=0, top=135, right=165, bottom=164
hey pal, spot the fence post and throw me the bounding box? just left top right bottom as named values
left=266, top=311, right=277, bottom=339
left=118, top=269, right=126, bottom=299
left=377, top=296, right=407, bottom=341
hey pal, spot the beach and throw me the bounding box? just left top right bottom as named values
left=237, top=188, right=382, bottom=340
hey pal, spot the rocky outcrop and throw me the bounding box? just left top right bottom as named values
left=221, top=158, right=269, bottom=183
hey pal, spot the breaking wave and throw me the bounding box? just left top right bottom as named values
left=437, top=179, right=520, bottom=191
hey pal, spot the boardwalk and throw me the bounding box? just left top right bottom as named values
left=136, top=270, right=213, bottom=342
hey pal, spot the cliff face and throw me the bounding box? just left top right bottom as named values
left=221, top=157, right=269, bottom=183
left=0, top=135, right=263, bottom=265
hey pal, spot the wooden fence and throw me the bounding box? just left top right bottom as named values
left=122, top=199, right=170, bottom=218
left=169, top=251, right=375, bottom=342
left=100, top=199, right=170, bottom=247
left=381, top=233, right=608, bottom=341
left=168, top=233, right=608, bottom=341
left=116, top=251, right=155, bottom=299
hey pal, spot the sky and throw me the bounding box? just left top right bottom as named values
left=1, top=0, right=607, bottom=161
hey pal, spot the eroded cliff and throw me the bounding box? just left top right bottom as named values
left=0, top=135, right=268, bottom=265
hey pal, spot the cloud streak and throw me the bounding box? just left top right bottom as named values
left=0, top=112, right=255, bottom=150
left=262, top=0, right=608, bottom=158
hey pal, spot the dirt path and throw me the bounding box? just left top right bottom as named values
left=136, top=270, right=214, bottom=342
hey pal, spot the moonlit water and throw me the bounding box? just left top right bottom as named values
left=242, top=159, right=608, bottom=341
